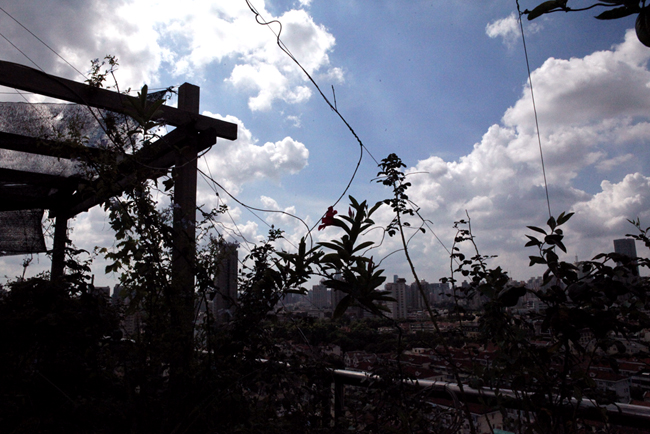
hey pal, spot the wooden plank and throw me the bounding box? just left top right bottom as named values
left=49, top=127, right=192, bottom=217
left=0, top=60, right=237, bottom=140
left=169, top=82, right=199, bottom=416
left=51, top=212, right=68, bottom=279
left=0, top=166, right=83, bottom=186
left=0, top=188, right=56, bottom=212
left=0, top=131, right=109, bottom=160
left=48, top=125, right=216, bottom=218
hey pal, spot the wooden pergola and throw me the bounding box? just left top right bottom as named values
left=0, top=59, right=237, bottom=280
left=0, top=59, right=239, bottom=402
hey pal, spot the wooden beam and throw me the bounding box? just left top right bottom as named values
left=0, top=131, right=108, bottom=160
left=169, top=82, right=199, bottom=417
left=0, top=185, right=53, bottom=212
left=51, top=212, right=68, bottom=279
left=47, top=125, right=218, bottom=218
left=0, top=166, right=84, bottom=187
left=0, top=60, right=237, bottom=140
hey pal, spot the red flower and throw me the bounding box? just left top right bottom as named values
left=318, top=206, right=338, bottom=231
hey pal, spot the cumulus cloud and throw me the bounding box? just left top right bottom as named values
left=286, top=115, right=302, bottom=127
left=259, top=196, right=300, bottom=228
left=400, top=29, right=650, bottom=280
left=486, top=12, right=540, bottom=48
left=0, top=1, right=339, bottom=110
left=572, top=173, right=650, bottom=234
left=199, top=111, right=309, bottom=197
left=222, top=7, right=337, bottom=110
left=0, top=0, right=164, bottom=93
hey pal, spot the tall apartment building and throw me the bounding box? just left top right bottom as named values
left=312, top=281, right=330, bottom=309
left=430, top=282, right=451, bottom=304
left=111, top=284, right=143, bottom=337
left=614, top=238, right=639, bottom=276
left=213, top=242, right=239, bottom=323
left=329, top=273, right=345, bottom=312
left=408, top=280, right=434, bottom=310
left=386, top=278, right=408, bottom=320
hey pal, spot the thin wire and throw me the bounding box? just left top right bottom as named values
left=245, top=0, right=456, bottom=267
left=244, top=0, right=377, bottom=216
left=0, top=28, right=125, bottom=149
left=0, top=31, right=80, bottom=140
left=0, top=31, right=43, bottom=71
left=197, top=167, right=308, bottom=249
left=516, top=0, right=552, bottom=219
left=199, top=154, right=274, bottom=240
left=198, top=168, right=256, bottom=251
left=0, top=6, right=87, bottom=80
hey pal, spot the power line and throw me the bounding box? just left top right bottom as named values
left=0, top=31, right=43, bottom=72
left=244, top=0, right=378, bottom=216
left=0, top=6, right=87, bottom=80
left=516, top=0, right=553, bottom=219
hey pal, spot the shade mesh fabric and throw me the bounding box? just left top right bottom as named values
left=0, top=209, right=46, bottom=256
left=0, top=102, right=129, bottom=256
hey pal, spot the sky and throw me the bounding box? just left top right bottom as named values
left=1, top=0, right=650, bottom=289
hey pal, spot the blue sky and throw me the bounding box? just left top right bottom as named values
left=1, top=0, right=649, bottom=287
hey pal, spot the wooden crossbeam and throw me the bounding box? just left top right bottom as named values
left=0, top=131, right=108, bottom=160
left=0, top=123, right=215, bottom=217
left=0, top=191, right=57, bottom=212
left=0, top=166, right=83, bottom=186
left=0, top=167, right=84, bottom=212
left=48, top=125, right=217, bottom=218
left=0, top=60, right=237, bottom=140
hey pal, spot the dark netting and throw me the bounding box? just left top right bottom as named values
left=0, top=101, right=116, bottom=143
left=0, top=102, right=129, bottom=256
left=0, top=209, right=46, bottom=256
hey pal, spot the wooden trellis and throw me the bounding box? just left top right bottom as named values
left=0, top=60, right=237, bottom=280
left=0, top=59, right=238, bottom=396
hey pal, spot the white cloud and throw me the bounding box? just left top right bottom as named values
left=596, top=153, right=634, bottom=172
left=399, top=29, right=650, bottom=280
left=0, top=1, right=339, bottom=110
left=486, top=13, right=519, bottom=44
left=286, top=115, right=301, bottom=127
left=222, top=7, right=337, bottom=110
left=0, top=0, right=164, bottom=92
left=486, top=12, right=540, bottom=48
left=199, top=112, right=309, bottom=196
left=572, top=173, right=650, bottom=235
left=260, top=195, right=300, bottom=229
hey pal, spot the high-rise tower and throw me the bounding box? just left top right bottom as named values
left=386, top=277, right=408, bottom=320
left=613, top=238, right=639, bottom=276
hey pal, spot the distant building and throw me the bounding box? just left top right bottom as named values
left=408, top=281, right=422, bottom=310
left=430, top=282, right=451, bottom=304
left=386, top=278, right=408, bottom=320
left=312, top=281, right=330, bottom=309
left=92, top=286, right=110, bottom=298
left=613, top=238, right=639, bottom=276
left=330, top=273, right=345, bottom=312
left=112, top=284, right=143, bottom=337
left=213, top=242, right=239, bottom=323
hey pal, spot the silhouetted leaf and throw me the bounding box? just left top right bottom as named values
left=557, top=211, right=574, bottom=225
left=527, top=226, right=547, bottom=235
left=595, top=6, right=638, bottom=20
left=527, top=1, right=561, bottom=20
left=529, top=256, right=547, bottom=266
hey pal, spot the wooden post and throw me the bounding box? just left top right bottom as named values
left=169, top=83, right=200, bottom=404
left=173, top=82, right=199, bottom=323
left=51, top=213, right=68, bottom=279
